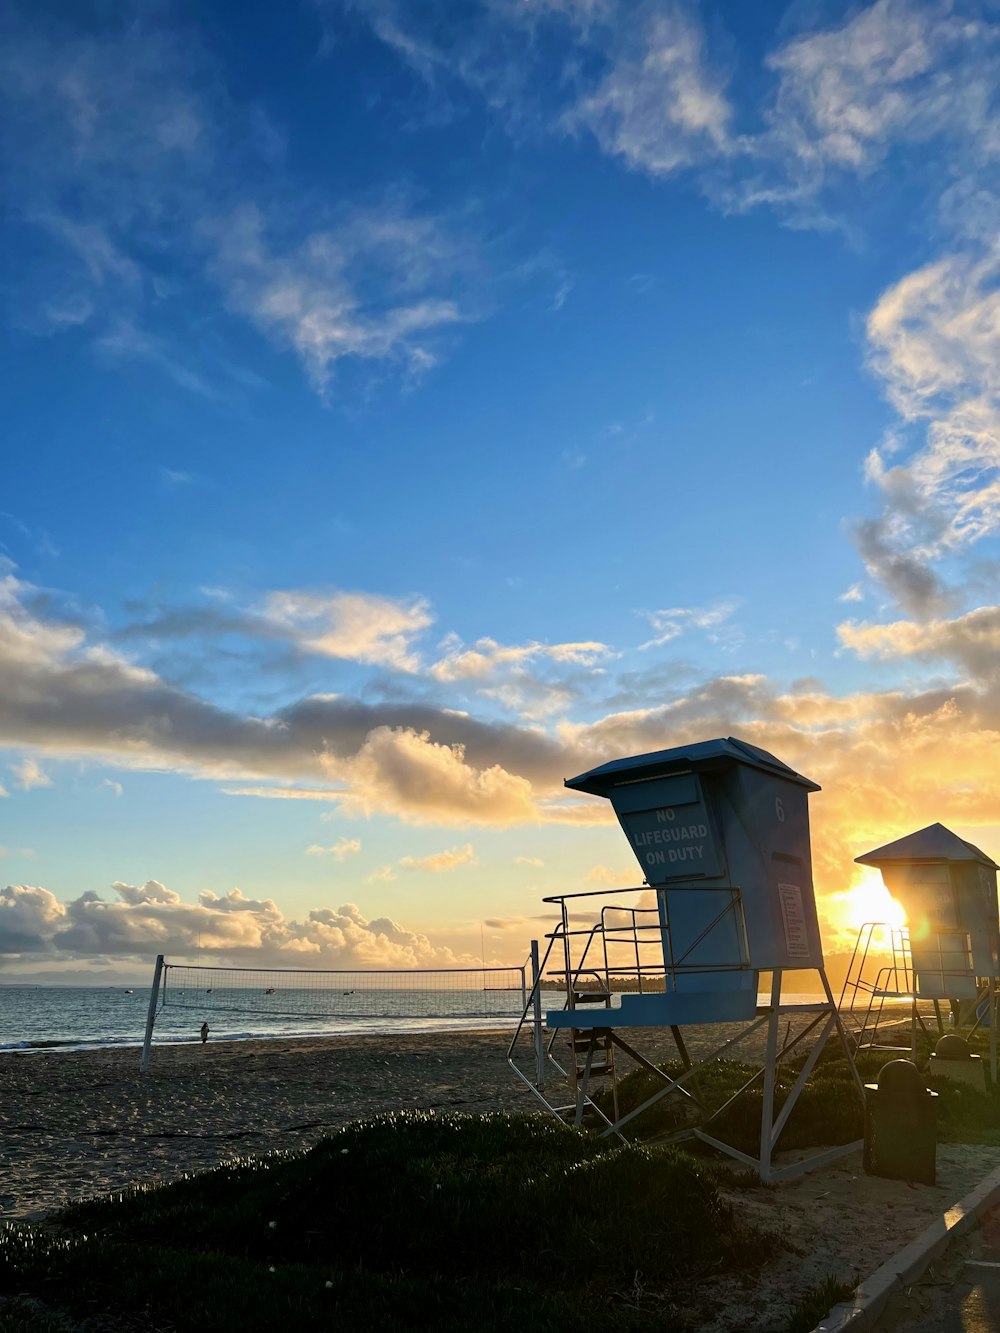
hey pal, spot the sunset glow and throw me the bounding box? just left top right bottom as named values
left=825, top=867, right=908, bottom=944
left=2, top=0, right=999, bottom=984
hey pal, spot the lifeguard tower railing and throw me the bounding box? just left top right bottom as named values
left=508, top=882, right=754, bottom=1135
left=840, top=922, right=996, bottom=1069
left=508, top=882, right=864, bottom=1182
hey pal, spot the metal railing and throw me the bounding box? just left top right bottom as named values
left=507, top=883, right=753, bottom=1130
left=839, top=921, right=983, bottom=1055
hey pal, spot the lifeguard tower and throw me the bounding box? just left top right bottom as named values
left=509, top=737, right=863, bottom=1183
left=842, top=825, right=1000, bottom=1077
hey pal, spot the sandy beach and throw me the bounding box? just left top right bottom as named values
left=0, top=1031, right=533, bottom=1221
left=5, top=1027, right=1000, bottom=1331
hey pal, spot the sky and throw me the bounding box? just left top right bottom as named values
left=2, top=0, right=999, bottom=983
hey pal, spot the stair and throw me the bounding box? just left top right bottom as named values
left=570, top=1027, right=618, bottom=1122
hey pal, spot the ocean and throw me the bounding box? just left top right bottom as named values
left=0, top=983, right=528, bottom=1055
left=0, top=981, right=843, bottom=1056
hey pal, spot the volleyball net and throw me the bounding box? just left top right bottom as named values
left=159, top=960, right=529, bottom=1020
left=140, top=955, right=530, bottom=1068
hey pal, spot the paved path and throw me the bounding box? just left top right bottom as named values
left=875, top=1204, right=1000, bottom=1332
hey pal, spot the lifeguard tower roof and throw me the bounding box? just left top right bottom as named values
left=565, top=735, right=820, bottom=796
left=855, top=823, right=998, bottom=870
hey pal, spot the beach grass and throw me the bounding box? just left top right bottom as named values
left=781, top=1276, right=858, bottom=1333
left=0, top=1110, right=778, bottom=1332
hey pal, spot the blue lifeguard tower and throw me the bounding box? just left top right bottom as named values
left=508, top=737, right=863, bottom=1183
left=844, top=825, right=1000, bottom=1077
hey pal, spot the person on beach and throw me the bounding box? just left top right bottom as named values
left=200, top=1021, right=209, bottom=1044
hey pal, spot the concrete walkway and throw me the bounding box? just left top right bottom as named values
left=874, top=1204, right=1000, bottom=1332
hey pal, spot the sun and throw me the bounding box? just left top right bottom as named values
left=833, top=866, right=907, bottom=936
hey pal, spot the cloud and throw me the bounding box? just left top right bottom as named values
left=0, top=879, right=473, bottom=968
left=585, top=864, right=638, bottom=887
left=429, top=634, right=610, bottom=718
left=0, top=571, right=572, bottom=818
left=0, top=884, right=66, bottom=951
left=0, top=9, right=490, bottom=398
left=430, top=635, right=607, bottom=682
left=4, top=560, right=1000, bottom=901
left=853, top=243, right=1000, bottom=613
left=838, top=606, right=1000, bottom=679
left=838, top=584, right=864, bottom=604
left=335, top=0, right=1000, bottom=244
left=100, top=778, right=123, bottom=797
left=205, top=203, right=472, bottom=393
left=515, top=855, right=544, bottom=867
left=158, top=467, right=195, bottom=487
left=365, top=865, right=398, bottom=884
left=760, top=0, right=1000, bottom=183
left=638, top=600, right=740, bottom=649
left=567, top=6, right=732, bottom=176
left=12, top=757, right=51, bottom=791
left=324, top=727, right=541, bottom=826
left=262, top=588, right=433, bottom=670
left=306, top=837, right=362, bottom=859
left=399, top=843, right=477, bottom=872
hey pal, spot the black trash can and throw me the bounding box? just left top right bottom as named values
left=863, top=1059, right=938, bottom=1185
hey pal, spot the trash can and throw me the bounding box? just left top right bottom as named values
left=929, top=1034, right=986, bottom=1092
left=863, top=1059, right=938, bottom=1185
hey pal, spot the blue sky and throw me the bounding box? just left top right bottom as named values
left=2, top=0, right=999, bottom=980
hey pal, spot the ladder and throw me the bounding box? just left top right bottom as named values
left=568, top=980, right=618, bottom=1126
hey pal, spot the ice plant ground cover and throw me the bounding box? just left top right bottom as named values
left=0, top=1111, right=778, bottom=1332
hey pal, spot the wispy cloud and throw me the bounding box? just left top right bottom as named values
left=399, top=843, right=477, bottom=872
left=567, top=7, right=732, bottom=176
left=585, top=863, right=637, bottom=887
left=855, top=244, right=1000, bottom=614
left=0, top=9, right=493, bottom=398
left=638, top=600, right=741, bottom=649
left=12, top=757, right=51, bottom=791
left=365, top=864, right=398, bottom=883
left=306, top=836, right=362, bottom=859
left=205, top=203, right=474, bottom=393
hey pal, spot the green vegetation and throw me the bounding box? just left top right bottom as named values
left=593, top=1051, right=867, bottom=1150
left=6, top=1029, right=998, bottom=1331
left=0, top=1112, right=777, bottom=1333
left=780, top=1276, right=858, bottom=1333
left=594, top=1030, right=1000, bottom=1153
left=0, top=1301, right=73, bottom=1333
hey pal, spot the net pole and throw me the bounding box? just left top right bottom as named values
left=530, top=940, right=545, bottom=1088
left=139, top=954, right=164, bottom=1073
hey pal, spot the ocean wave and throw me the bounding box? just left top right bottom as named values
left=0, top=1015, right=518, bottom=1055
